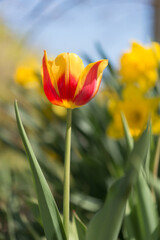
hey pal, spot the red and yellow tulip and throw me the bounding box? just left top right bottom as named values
left=42, top=51, right=108, bottom=108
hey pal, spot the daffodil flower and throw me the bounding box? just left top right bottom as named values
left=42, top=51, right=108, bottom=108
left=15, top=58, right=40, bottom=89
left=120, top=42, right=159, bottom=92
left=106, top=85, right=160, bottom=138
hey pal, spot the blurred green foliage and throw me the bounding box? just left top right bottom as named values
left=1, top=21, right=160, bottom=240
left=0, top=21, right=123, bottom=239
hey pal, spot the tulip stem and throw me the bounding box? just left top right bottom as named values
left=63, top=108, right=72, bottom=239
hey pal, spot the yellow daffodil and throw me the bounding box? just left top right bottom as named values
left=14, top=58, right=40, bottom=89
left=120, top=42, right=159, bottom=92
left=152, top=113, right=160, bottom=134
left=106, top=85, right=160, bottom=138
left=152, top=42, right=160, bottom=62
left=107, top=99, right=149, bottom=138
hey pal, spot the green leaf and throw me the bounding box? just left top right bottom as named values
left=134, top=171, right=158, bottom=239
left=6, top=202, right=16, bottom=240
left=73, top=212, right=87, bottom=240
left=121, top=113, right=134, bottom=152
left=124, top=170, right=159, bottom=240
left=147, top=173, right=160, bottom=196
left=123, top=202, right=136, bottom=240
left=125, top=170, right=159, bottom=240
left=123, top=122, right=158, bottom=240
left=151, top=220, right=160, bottom=240
left=71, top=193, right=101, bottom=212
left=25, top=198, right=42, bottom=225
left=14, top=101, right=66, bottom=240
left=86, top=124, right=150, bottom=240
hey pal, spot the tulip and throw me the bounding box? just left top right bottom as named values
left=42, top=51, right=108, bottom=108
left=42, top=50, right=108, bottom=239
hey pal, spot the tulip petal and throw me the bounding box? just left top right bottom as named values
left=42, top=51, right=107, bottom=109
left=67, top=53, right=84, bottom=100
left=42, top=51, right=63, bottom=106
left=57, top=73, right=78, bottom=101
left=52, top=53, right=84, bottom=101
left=73, top=59, right=108, bottom=106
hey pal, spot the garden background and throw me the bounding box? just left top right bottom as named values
left=0, top=0, right=160, bottom=239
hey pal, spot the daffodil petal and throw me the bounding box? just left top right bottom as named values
left=42, top=51, right=62, bottom=106
left=73, top=59, right=108, bottom=106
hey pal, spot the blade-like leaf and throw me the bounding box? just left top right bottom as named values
left=25, top=198, right=42, bottom=225
left=125, top=170, right=159, bottom=240
left=147, top=173, right=160, bottom=196
left=123, top=202, right=136, bottom=240
left=73, top=212, right=87, bottom=240
left=151, top=220, right=160, bottom=240
left=121, top=113, right=134, bottom=152
left=123, top=120, right=158, bottom=240
left=134, top=171, right=158, bottom=239
left=86, top=124, right=150, bottom=240
left=14, top=101, right=66, bottom=240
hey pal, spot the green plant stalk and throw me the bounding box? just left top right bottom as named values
left=63, top=108, right=72, bottom=239
left=153, top=136, right=160, bottom=177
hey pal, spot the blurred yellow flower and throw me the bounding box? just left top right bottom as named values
left=51, top=105, right=67, bottom=118
left=152, top=113, right=160, bottom=134
left=120, top=42, right=159, bottom=92
left=152, top=42, right=160, bottom=61
left=107, top=85, right=160, bottom=138
left=14, top=58, right=40, bottom=89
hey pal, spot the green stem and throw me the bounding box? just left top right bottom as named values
left=63, top=108, right=72, bottom=239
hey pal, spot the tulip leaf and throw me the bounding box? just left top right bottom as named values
left=147, top=173, right=160, bottom=196
left=134, top=171, right=158, bottom=240
left=124, top=170, right=158, bottom=240
left=14, top=101, right=66, bottom=240
left=73, top=212, right=87, bottom=240
left=123, top=202, right=136, bottom=240
left=122, top=120, right=158, bottom=239
left=150, top=220, right=160, bottom=240
left=25, top=198, right=42, bottom=225
left=86, top=124, right=150, bottom=240
left=121, top=113, right=134, bottom=152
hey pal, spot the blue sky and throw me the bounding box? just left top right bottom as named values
left=0, top=0, right=153, bottom=65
